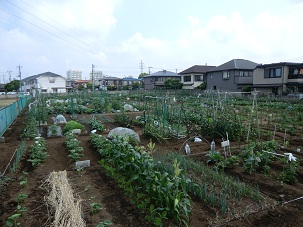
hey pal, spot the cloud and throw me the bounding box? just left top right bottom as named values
left=20, top=0, right=120, bottom=41
left=120, top=32, right=166, bottom=54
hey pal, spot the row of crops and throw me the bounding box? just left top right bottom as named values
left=14, top=90, right=302, bottom=226
left=40, top=90, right=303, bottom=148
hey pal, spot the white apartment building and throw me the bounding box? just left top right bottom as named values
left=90, top=70, right=103, bottom=82
left=67, top=70, right=82, bottom=81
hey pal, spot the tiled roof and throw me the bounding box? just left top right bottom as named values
left=256, top=62, right=303, bottom=68
left=179, top=65, right=216, bottom=74
left=144, top=70, right=180, bottom=78
left=209, top=59, right=258, bottom=72
left=22, top=72, right=64, bottom=81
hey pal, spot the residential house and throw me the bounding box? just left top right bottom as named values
left=122, top=77, right=142, bottom=89
left=179, top=65, right=216, bottom=89
left=22, top=72, right=66, bottom=95
left=206, top=59, right=258, bottom=91
left=73, top=80, right=91, bottom=89
left=99, top=76, right=122, bottom=90
left=143, top=70, right=181, bottom=90
left=0, top=83, right=5, bottom=93
left=253, top=62, right=303, bottom=95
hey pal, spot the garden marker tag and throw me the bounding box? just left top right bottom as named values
left=221, top=140, right=230, bottom=147
left=75, top=160, right=90, bottom=169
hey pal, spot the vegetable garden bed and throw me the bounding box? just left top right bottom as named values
left=1, top=91, right=303, bottom=226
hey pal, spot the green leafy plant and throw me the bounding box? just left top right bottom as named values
left=65, top=132, right=84, bottom=161
left=243, top=152, right=261, bottom=174
left=28, top=138, right=48, bottom=168
left=88, top=117, right=105, bottom=132
left=18, top=171, right=28, bottom=187
left=15, top=205, right=27, bottom=216
left=89, top=134, right=192, bottom=226
left=90, top=202, right=102, bottom=214
left=17, top=193, right=28, bottom=204
left=206, top=151, right=224, bottom=165
left=113, top=112, right=133, bottom=127
left=63, top=120, right=84, bottom=133
left=279, top=157, right=299, bottom=184
left=6, top=213, right=21, bottom=227
left=96, top=220, right=112, bottom=227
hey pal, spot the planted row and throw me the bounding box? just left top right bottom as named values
left=28, top=137, right=48, bottom=168
left=64, top=132, right=84, bottom=161
left=89, top=134, right=191, bottom=227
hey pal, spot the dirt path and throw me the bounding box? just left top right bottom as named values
left=0, top=135, right=151, bottom=226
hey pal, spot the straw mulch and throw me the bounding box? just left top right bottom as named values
left=44, top=170, right=85, bottom=227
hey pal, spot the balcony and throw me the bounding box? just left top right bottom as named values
left=234, top=76, right=253, bottom=84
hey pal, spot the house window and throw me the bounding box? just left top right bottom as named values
left=210, top=73, right=213, bottom=79
left=194, top=75, right=203, bottom=81
left=239, top=71, right=249, bottom=77
left=288, top=67, right=303, bottom=79
left=184, top=76, right=191, bottom=82
left=265, top=67, right=282, bottom=78
left=222, top=71, right=230, bottom=79
left=49, top=78, right=55, bottom=83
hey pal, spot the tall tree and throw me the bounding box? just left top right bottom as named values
left=4, top=80, right=20, bottom=92
left=138, top=72, right=148, bottom=79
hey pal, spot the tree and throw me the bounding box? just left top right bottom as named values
left=5, top=80, right=20, bottom=92
left=164, top=78, right=183, bottom=89
left=138, top=72, right=148, bottom=79
left=132, top=82, right=140, bottom=90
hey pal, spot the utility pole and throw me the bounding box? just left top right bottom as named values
left=7, top=70, right=12, bottom=82
left=92, top=64, right=95, bottom=92
left=148, top=67, right=153, bottom=74
left=139, top=60, right=144, bottom=74
left=175, top=69, right=178, bottom=73
left=17, top=65, right=22, bottom=92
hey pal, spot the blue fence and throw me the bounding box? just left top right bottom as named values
left=0, top=96, right=31, bottom=137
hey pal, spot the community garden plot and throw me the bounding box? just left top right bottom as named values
left=1, top=91, right=303, bottom=226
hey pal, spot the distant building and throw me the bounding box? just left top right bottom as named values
left=253, top=62, right=303, bottom=95
left=143, top=70, right=181, bottom=90
left=122, top=77, right=142, bottom=86
left=179, top=65, right=216, bottom=90
left=99, top=77, right=122, bottom=90
left=206, top=59, right=258, bottom=91
left=67, top=70, right=82, bottom=81
left=73, top=80, right=91, bottom=89
left=90, top=70, right=103, bottom=82
left=22, top=72, right=66, bottom=95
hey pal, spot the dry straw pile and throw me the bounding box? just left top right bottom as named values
left=45, top=170, right=85, bottom=227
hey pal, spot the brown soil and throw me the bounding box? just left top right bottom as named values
left=1, top=110, right=303, bottom=227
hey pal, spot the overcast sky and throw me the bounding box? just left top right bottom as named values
left=1, top=0, right=303, bottom=81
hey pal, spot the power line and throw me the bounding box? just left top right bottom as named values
left=4, top=0, right=99, bottom=52
left=0, top=7, right=96, bottom=54
left=0, top=15, right=89, bottom=55
left=2, top=0, right=122, bottom=66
